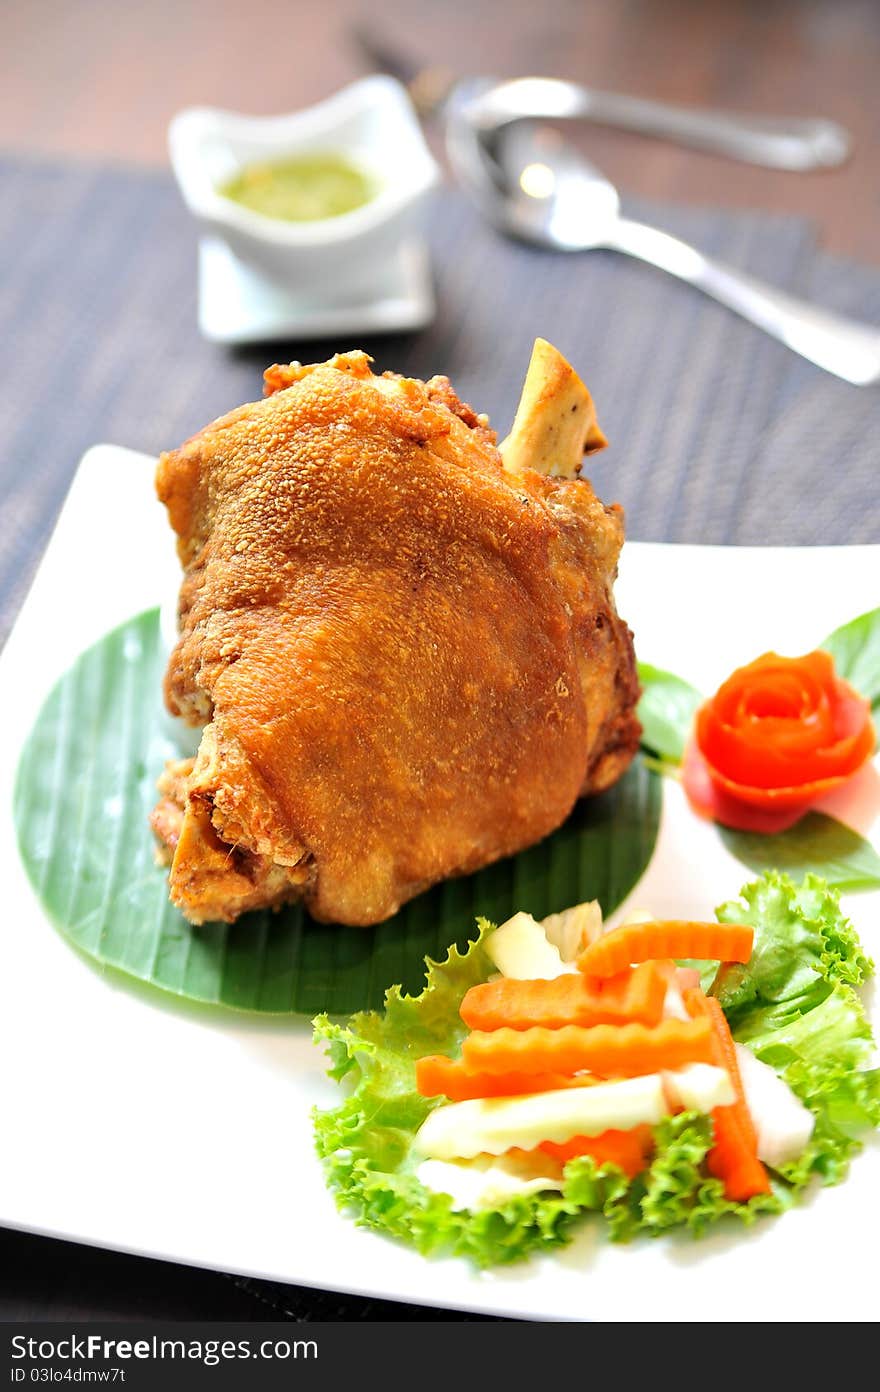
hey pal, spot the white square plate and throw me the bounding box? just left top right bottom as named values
left=1, top=445, right=878, bottom=1322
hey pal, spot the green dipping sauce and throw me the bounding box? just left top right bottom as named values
left=218, top=152, right=377, bottom=222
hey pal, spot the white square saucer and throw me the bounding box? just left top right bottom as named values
left=198, top=234, right=436, bottom=345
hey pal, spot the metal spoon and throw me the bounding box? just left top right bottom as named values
left=445, top=96, right=880, bottom=385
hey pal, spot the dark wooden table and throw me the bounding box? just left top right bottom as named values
left=2, top=0, right=878, bottom=1324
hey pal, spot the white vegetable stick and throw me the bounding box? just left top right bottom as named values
left=662, top=1063, right=736, bottom=1113
left=415, top=1060, right=736, bottom=1163
left=414, top=1073, right=671, bottom=1161
left=486, top=911, right=575, bottom=979
left=541, top=900, right=602, bottom=963
left=416, top=1156, right=564, bottom=1211
left=735, top=1043, right=815, bottom=1168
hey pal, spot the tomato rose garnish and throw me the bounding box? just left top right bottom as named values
left=682, top=650, right=875, bottom=832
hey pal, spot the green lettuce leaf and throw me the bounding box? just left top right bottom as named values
left=312, top=874, right=879, bottom=1267
left=713, top=872, right=872, bottom=1014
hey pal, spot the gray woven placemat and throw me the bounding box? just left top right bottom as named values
left=2, top=153, right=879, bottom=654
left=1, top=154, right=879, bottom=1320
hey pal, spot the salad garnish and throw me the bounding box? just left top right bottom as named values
left=312, top=873, right=879, bottom=1267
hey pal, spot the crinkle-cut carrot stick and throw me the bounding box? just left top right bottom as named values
left=577, top=920, right=754, bottom=979
left=459, top=961, right=667, bottom=1032
left=605, top=961, right=670, bottom=1025
left=706, top=1113, right=771, bottom=1200
left=415, top=1055, right=597, bottom=1102
left=682, top=987, right=770, bottom=1200
left=460, top=1018, right=714, bottom=1079
left=538, top=1123, right=654, bottom=1176
left=682, top=988, right=758, bottom=1151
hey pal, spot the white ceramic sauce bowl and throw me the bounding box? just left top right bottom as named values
left=168, top=76, right=441, bottom=301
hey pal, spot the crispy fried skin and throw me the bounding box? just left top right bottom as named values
left=153, top=352, right=640, bottom=926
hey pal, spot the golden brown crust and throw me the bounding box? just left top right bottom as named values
left=153, top=352, right=640, bottom=926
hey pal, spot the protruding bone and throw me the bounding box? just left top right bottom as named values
left=500, top=338, right=607, bottom=478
